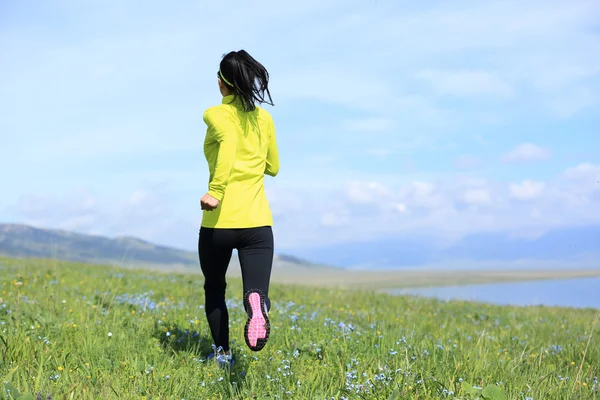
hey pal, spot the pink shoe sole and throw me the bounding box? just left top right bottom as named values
left=243, top=290, right=270, bottom=351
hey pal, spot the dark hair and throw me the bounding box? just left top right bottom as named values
left=219, top=50, right=274, bottom=112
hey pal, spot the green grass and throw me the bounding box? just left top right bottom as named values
left=0, top=256, right=598, bottom=399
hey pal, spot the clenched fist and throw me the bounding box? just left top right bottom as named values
left=200, top=193, right=220, bottom=211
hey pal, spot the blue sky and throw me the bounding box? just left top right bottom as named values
left=1, top=0, right=599, bottom=265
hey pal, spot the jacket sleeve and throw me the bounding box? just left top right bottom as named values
left=203, top=108, right=238, bottom=201
left=265, top=118, right=280, bottom=177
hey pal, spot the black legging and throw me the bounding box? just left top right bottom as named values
left=198, top=226, right=273, bottom=352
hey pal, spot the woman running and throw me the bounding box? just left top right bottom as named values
left=198, top=50, right=279, bottom=368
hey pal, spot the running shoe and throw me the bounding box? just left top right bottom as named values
left=206, top=345, right=235, bottom=369
left=243, top=289, right=270, bottom=351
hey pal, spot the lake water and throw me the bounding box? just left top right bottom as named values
left=388, top=277, right=600, bottom=309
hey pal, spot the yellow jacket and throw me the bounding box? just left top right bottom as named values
left=201, top=95, right=279, bottom=228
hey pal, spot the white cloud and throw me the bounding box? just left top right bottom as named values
left=61, top=215, right=98, bottom=232
left=509, top=180, right=545, bottom=201
left=462, top=189, right=491, bottom=206
left=397, top=181, right=443, bottom=209
left=558, top=163, right=600, bottom=205
left=395, top=204, right=408, bottom=213
left=8, top=186, right=201, bottom=251
left=345, top=181, right=389, bottom=204
left=416, top=70, right=513, bottom=98
left=562, top=163, right=600, bottom=181
left=320, top=210, right=350, bottom=227
left=502, top=143, right=551, bottom=162
left=412, top=182, right=436, bottom=197
left=281, top=163, right=600, bottom=248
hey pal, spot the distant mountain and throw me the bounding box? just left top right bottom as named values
left=294, top=225, right=600, bottom=270
left=5, top=223, right=596, bottom=273
left=0, top=223, right=320, bottom=271
left=0, top=223, right=198, bottom=267
left=444, top=226, right=600, bottom=262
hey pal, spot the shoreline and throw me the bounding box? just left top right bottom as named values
left=267, top=267, right=600, bottom=290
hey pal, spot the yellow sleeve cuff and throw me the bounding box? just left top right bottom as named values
left=208, top=189, right=224, bottom=201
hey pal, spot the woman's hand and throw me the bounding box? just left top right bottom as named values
left=200, top=193, right=220, bottom=211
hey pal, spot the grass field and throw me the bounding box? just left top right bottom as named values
left=0, top=256, right=598, bottom=399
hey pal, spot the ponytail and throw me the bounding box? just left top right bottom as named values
left=219, top=50, right=274, bottom=112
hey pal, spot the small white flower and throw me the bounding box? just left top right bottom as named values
left=108, top=332, right=112, bottom=337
